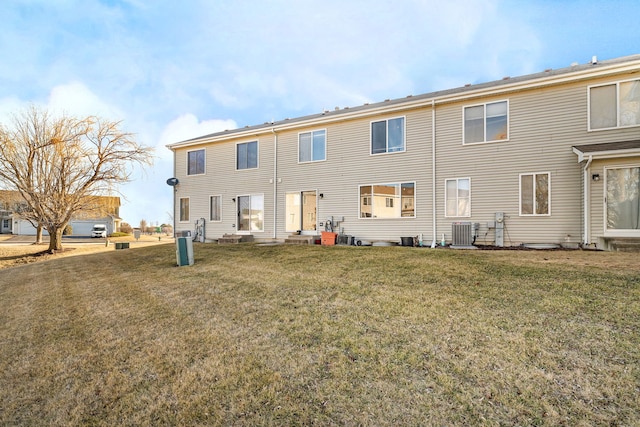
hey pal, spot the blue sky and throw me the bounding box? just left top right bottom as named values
left=1, top=0, right=639, bottom=226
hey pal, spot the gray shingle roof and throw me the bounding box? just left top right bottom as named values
left=573, top=140, right=640, bottom=153
left=172, top=54, right=640, bottom=147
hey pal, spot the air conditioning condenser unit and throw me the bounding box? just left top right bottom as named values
left=451, top=222, right=477, bottom=247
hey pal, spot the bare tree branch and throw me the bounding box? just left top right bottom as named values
left=0, top=106, right=154, bottom=252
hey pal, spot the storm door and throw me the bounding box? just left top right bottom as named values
left=606, top=166, right=640, bottom=232
left=285, top=191, right=317, bottom=233
left=237, top=194, right=264, bottom=233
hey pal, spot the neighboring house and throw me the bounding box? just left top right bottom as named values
left=167, top=54, right=640, bottom=250
left=0, top=191, right=121, bottom=236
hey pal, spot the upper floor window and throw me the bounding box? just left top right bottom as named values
left=299, top=129, right=326, bottom=163
left=359, top=182, right=415, bottom=218
left=237, top=141, right=258, bottom=170
left=520, top=172, right=550, bottom=216
left=464, top=100, right=508, bottom=144
left=187, top=149, right=205, bottom=175
left=589, top=79, right=640, bottom=130
left=371, top=117, right=405, bottom=154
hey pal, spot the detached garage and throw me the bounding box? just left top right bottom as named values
left=12, top=217, right=119, bottom=236
left=1, top=193, right=122, bottom=237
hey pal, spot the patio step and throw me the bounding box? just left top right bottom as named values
left=284, top=234, right=318, bottom=245
left=218, top=234, right=254, bottom=244
left=609, top=238, right=640, bottom=252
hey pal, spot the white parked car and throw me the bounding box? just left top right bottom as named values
left=91, top=224, right=107, bottom=238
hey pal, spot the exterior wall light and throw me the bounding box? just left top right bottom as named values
left=592, top=174, right=600, bottom=181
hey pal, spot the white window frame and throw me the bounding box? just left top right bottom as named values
left=370, top=116, right=406, bottom=155
left=463, top=100, right=509, bottom=145
left=519, top=172, right=551, bottom=216
left=209, top=195, right=222, bottom=222
left=179, top=197, right=190, bottom=223
left=603, top=165, right=640, bottom=237
left=298, top=129, right=327, bottom=163
left=444, top=177, right=471, bottom=217
left=186, top=149, right=205, bottom=176
left=236, top=140, right=259, bottom=170
left=588, top=78, right=640, bottom=131
left=236, top=194, right=264, bottom=233
left=358, top=182, right=416, bottom=219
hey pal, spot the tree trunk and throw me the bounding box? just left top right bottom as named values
left=47, top=227, right=64, bottom=253
left=35, top=224, right=43, bottom=245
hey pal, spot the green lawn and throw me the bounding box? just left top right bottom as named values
left=0, top=243, right=638, bottom=425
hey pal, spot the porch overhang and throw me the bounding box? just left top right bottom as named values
left=573, top=140, right=640, bottom=162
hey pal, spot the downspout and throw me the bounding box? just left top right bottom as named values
left=431, top=99, right=437, bottom=248
left=272, top=128, right=278, bottom=239
left=582, top=155, right=593, bottom=246
left=172, top=150, right=177, bottom=238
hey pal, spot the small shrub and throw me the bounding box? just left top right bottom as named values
left=109, top=232, right=129, bottom=238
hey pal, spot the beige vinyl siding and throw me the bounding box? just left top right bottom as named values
left=589, top=157, right=640, bottom=246
left=169, top=62, right=640, bottom=246
left=435, top=82, right=590, bottom=245
left=581, top=71, right=640, bottom=246
left=275, top=107, right=433, bottom=241
left=173, top=135, right=275, bottom=239
left=588, top=160, right=606, bottom=245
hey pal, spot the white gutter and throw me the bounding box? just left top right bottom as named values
left=582, top=155, right=593, bottom=245
left=573, top=146, right=640, bottom=161
left=272, top=128, right=278, bottom=239
left=431, top=100, right=437, bottom=248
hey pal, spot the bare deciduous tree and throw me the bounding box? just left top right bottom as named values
left=0, top=106, right=153, bottom=253
left=139, top=219, right=148, bottom=234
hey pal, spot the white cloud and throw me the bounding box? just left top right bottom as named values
left=47, top=82, right=125, bottom=120
left=0, top=81, right=125, bottom=125
left=0, top=96, right=28, bottom=122
left=159, top=114, right=238, bottom=147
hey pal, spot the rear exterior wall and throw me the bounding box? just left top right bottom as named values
left=172, top=69, right=640, bottom=245
left=274, top=107, right=434, bottom=242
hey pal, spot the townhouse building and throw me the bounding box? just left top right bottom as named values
left=168, top=54, right=640, bottom=250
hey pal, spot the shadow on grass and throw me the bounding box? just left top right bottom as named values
left=0, top=247, right=78, bottom=263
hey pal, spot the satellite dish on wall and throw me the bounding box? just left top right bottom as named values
left=166, top=177, right=179, bottom=186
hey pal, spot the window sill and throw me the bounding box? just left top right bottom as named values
left=462, top=138, right=509, bottom=146
left=588, top=123, right=640, bottom=132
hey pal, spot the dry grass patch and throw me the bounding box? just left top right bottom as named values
left=0, top=243, right=638, bottom=425
left=0, top=235, right=169, bottom=269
